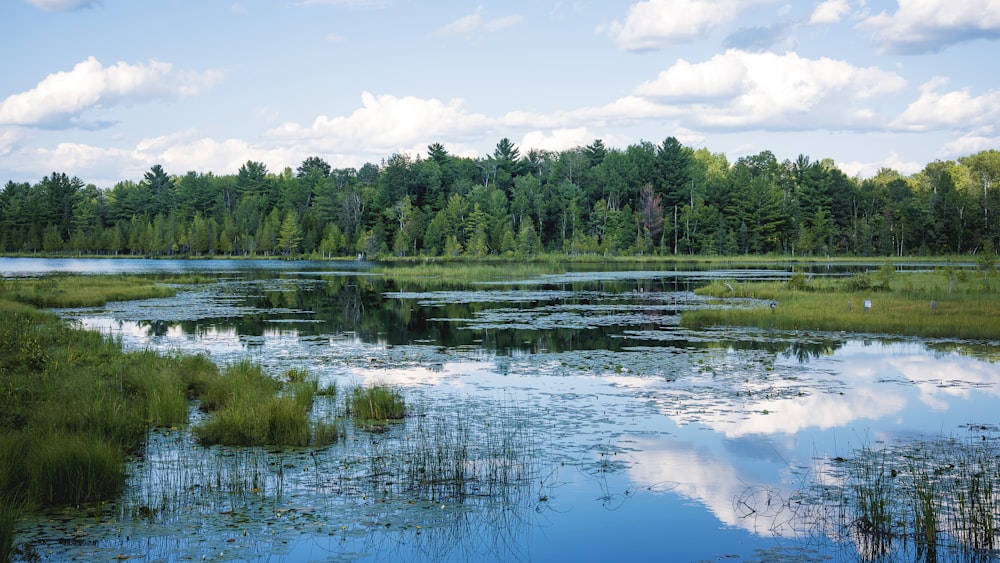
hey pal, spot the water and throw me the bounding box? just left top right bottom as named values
left=5, top=257, right=1000, bottom=562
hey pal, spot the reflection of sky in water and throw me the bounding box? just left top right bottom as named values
left=50, top=267, right=1000, bottom=561
left=76, top=311, right=1000, bottom=555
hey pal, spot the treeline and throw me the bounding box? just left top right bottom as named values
left=2, top=138, right=999, bottom=259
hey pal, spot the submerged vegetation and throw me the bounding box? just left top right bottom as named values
left=683, top=266, right=1000, bottom=339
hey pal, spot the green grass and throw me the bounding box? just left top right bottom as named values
left=346, top=384, right=406, bottom=423
left=0, top=493, right=17, bottom=563
left=683, top=268, right=1000, bottom=339
left=0, top=274, right=178, bottom=308
left=194, top=361, right=326, bottom=448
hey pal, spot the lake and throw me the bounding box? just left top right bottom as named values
left=5, top=257, right=1000, bottom=562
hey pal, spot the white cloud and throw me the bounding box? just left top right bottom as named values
left=519, top=127, right=595, bottom=153
left=0, top=57, right=224, bottom=128
left=603, top=0, right=776, bottom=51
left=326, top=32, right=346, bottom=43
left=634, top=50, right=905, bottom=130
left=808, top=0, right=852, bottom=24
left=891, top=77, right=1000, bottom=132
left=437, top=6, right=524, bottom=38
left=858, top=0, right=1000, bottom=54
left=0, top=128, right=21, bottom=157
left=12, top=130, right=300, bottom=186
left=940, top=132, right=1000, bottom=158
left=268, top=91, right=494, bottom=156
left=24, top=0, right=100, bottom=11
left=839, top=151, right=924, bottom=177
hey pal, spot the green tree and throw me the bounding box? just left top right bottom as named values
left=277, top=211, right=302, bottom=257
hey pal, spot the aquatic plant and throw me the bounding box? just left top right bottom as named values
left=807, top=434, right=1000, bottom=560
left=346, top=384, right=406, bottom=423
left=195, top=361, right=325, bottom=447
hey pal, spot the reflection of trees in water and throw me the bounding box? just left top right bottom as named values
left=782, top=339, right=844, bottom=363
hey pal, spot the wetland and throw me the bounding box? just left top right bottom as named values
left=3, top=257, right=1000, bottom=562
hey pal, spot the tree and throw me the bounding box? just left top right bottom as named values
left=637, top=184, right=664, bottom=254
left=40, top=172, right=84, bottom=241
left=277, top=211, right=302, bottom=257
left=141, top=164, right=175, bottom=216
left=655, top=137, right=693, bottom=207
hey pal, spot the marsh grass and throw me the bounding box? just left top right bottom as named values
left=347, top=384, right=406, bottom=423
left=814, top=434, right=1000, bottom=559
left=354, top=399, right=541, bottom=504
left=195, top=361, right=323, bottom=447
left=0, top=496, right=15, bottom=563
left=0, top=274, right=177, bottom=308
left=685, top=269, right=1000, bottom=339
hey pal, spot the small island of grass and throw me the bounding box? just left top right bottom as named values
left=682, top=262, right=1000, bottom=340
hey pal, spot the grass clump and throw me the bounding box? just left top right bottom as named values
left=346, top=384, right=406, bottom=423
left=195, top=361, right=325, bottom=448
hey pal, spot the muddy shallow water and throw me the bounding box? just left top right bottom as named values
left=5, top=258, right=1000, bottom=562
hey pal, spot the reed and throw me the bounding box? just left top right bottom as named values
left=0, top=294, right=227, bottom=513
left=346, top=384, right=406, bottom=423
left=195, top=361, right=318, bottom=447
left=812, top=435, right=1000, bottom=559
left=26, top=432, right=126, bottom=505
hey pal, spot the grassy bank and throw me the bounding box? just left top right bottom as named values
left=0, top=276, right=334, bottom=561
left=682, top=266, right=1000, bottom=340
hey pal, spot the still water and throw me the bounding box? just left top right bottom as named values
left=5, top=257, right=1000, bottom=562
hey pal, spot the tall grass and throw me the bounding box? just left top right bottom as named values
left=194, top=361, right=325, bottom=447
left=812, top=435, right=1000, bottom=559
left=0, top=285, right=229, bottom=561
left=346, top=384, right=406, bottom=423
left=685, top=269, right=1000, bottom=339
left=0, top=274, right=177, bottom=308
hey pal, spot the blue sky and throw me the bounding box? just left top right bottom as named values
left=1, top=0, right=998, bottom=187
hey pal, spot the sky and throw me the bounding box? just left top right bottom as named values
left=1, top=0, right=998, bottom=188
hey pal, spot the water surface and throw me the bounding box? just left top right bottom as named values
left=6, top=257, right=1000, bottom=562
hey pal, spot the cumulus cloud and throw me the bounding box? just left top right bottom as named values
left=858, top=0, right=1000, bottom=54
left=268, top=91, right=494, bottom=156
left=0, top=57, right=224, bottom=128
left=839, top=151, right=924, bottom=177
left=809, top=0, right=852, bottom=24
left=891, top=77, right=1000, bottom=131
left=603, top=0, right=776, bottom=51
left=24, top=0, right=100, bottom=11
left=940, top=132, right=1000, bottom=158
left=519, top=127, right=595, bottom=153
left=0, top=128, right=20, bottom=157
left=633, top=49, right=906, bottom=130
left=436, top=6, right=524, bottom=38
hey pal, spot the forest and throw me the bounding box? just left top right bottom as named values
left=2, top=138, right=999, bottom=259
